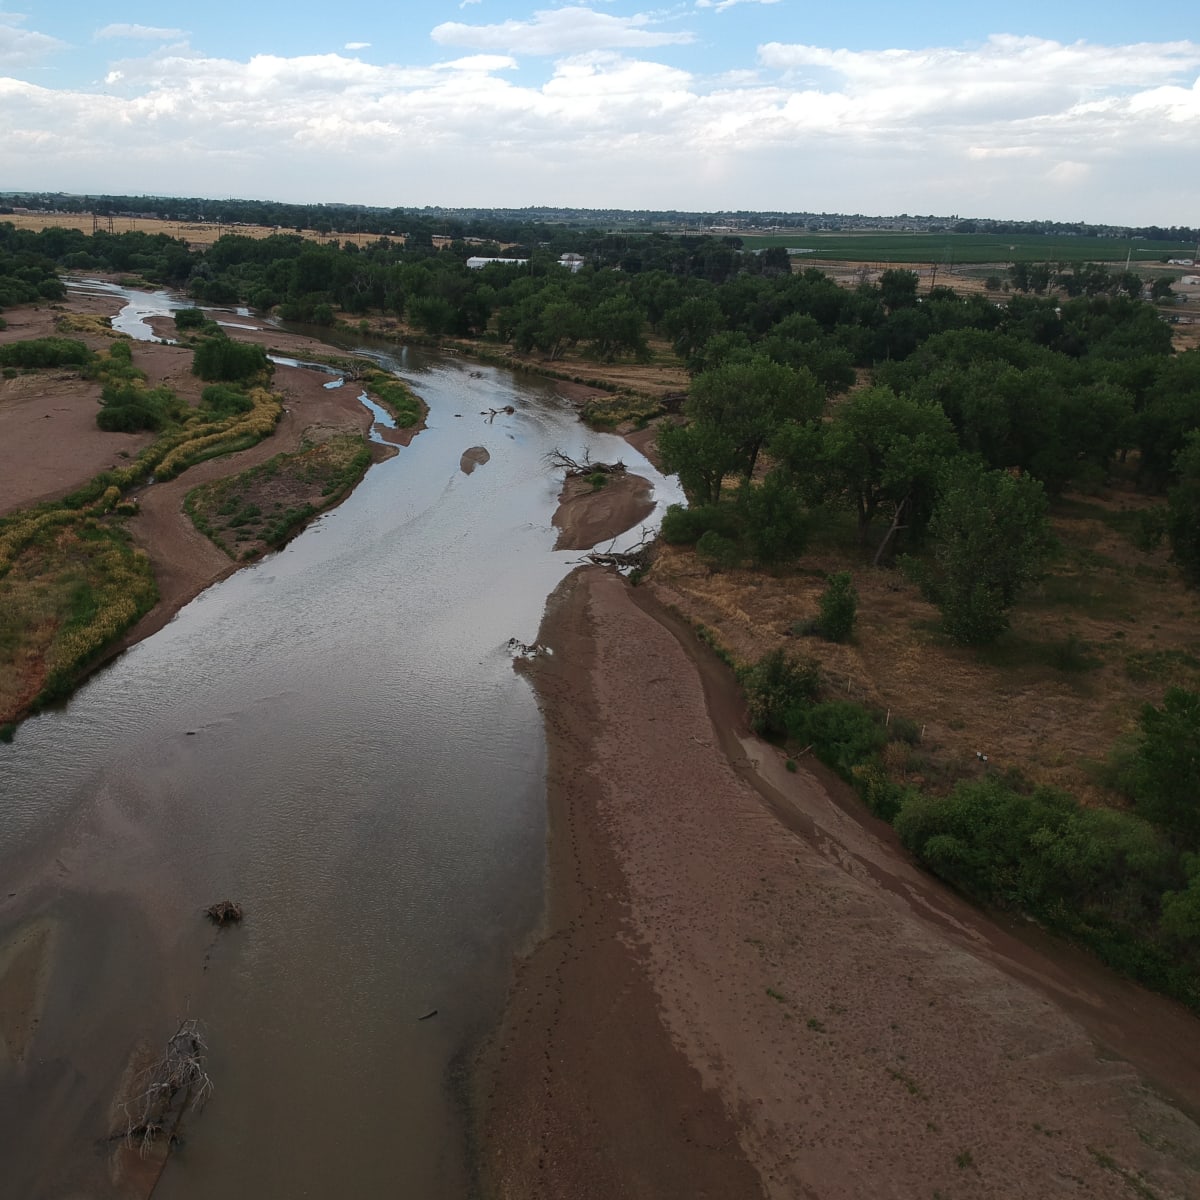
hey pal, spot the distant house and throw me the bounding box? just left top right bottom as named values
left=466, top=257, right=528, bottom=269
left=558, top=253, right=585, bottom=273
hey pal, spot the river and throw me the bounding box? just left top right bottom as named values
left=0, top=287, right=682, bottom=1198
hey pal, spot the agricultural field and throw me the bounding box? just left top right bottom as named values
left=0, top=211, right=392, bottom=249
left=740, top=230, right=1197, bottom=265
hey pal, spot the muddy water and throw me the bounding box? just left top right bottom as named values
left=0, top=300, right=682, bottom=1198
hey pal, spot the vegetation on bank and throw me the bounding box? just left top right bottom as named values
left=0, top=335, right=284, bottom=727
left=0, top=493, right=157, bottom=722
left=361, top=371, right=423, bottom=427
left=184, top=433, right=371, bottom=559
left=732, top=642, right=1200, bottom=1010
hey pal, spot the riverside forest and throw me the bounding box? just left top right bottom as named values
left=1, top=202, right=1200, bottom=1196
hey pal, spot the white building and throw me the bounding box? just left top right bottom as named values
left=466, top=257, right=528, bottom=269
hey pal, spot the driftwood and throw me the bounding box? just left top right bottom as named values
left=481, top=405, right=516, bottom=421
left=584, top=528, right=654, bottom=571
left=545, top=447, right=627, bottom=478
left=507, top=637, right=549, bottom=659
left=119, top=1020, right=213, bottom=1156
left=205, top=900, right=243, bottom=926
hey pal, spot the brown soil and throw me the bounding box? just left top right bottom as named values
left=480, top=566, right=1200, bottom=1199
left=461, top=445, right=491, bottom=475
left=552, top=473, right=655, bottom=551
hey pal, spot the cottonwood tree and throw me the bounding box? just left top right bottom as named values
left=919, top=460, right=1053, bottom=645
left=786, top=386, right=957, bottom=552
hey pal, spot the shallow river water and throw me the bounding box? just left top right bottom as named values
left=0, top=291, right=681, bottom=1198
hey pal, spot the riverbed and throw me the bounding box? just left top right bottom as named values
left=0, top=290, right=681, bottom=1198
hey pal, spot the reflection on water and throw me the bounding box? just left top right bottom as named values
left=0, top=290, right=683, bottom=1198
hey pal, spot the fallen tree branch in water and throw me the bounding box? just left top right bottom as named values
left=546, top=447, right=627, bottom=478
left=119, top=1019, right=213, bottom=1157
left=583, top=527, right=654, bottom=571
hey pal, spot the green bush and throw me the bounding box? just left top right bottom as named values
left=815, top=572, right=858, bottom=642
left=192, top=335, right=269, bottom=383
left=200, top=384, right=253, bottom=415
left=696, top=530, right=741, bottom=571
left=738, top=473, right=808, bottom=565
left=741, top=649, right=821, bottom=739
left=174, top=307, right=209, bottom=331
left=659, top=503, right=738, bottom=545
left=0, top=337, right=94, bottom=369
left=97, top=383, right=182, bottom=432
left=790, top=700, right=886, bottom=776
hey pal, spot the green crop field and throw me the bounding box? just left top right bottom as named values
left=737, top=231, right=1196, bottom=265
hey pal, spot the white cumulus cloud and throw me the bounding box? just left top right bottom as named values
left=696, top=0, right=781, bottom=11
left=431, top=6, right=694, bottom=55
left=0, top=15, right=64, bottom=65
left=95, top=24, right=189, bottom=41
left=0, top=31, right=1196, bottom=223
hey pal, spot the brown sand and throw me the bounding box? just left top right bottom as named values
left=480, top=567, right=1200, bottom=1199
left=552, top=473, right=655, bottom=551
left=461, top=445, right=491, bottom=475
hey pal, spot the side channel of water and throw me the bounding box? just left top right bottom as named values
left=0, top=294, right=682, bottom=1198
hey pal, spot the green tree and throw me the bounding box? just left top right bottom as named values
left=663, top=294, right=725, bottom=367
left=1128, top=689, right=1200, bottom=846
left=658, top=420, right=740, bottom=506
left=586, top=294, right=648, bottom=362
left=1167, top=431, right=1200, bottom=585
left=801, top=386, right=958, bottom=549
left=920, top=460, right=1053, bottom=645
left=815, top=572, right=858, bottom=642
left=686, top=357, right=823, bottom=483
left=192, top=335, right=269, bottom=383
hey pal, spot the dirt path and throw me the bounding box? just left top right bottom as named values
left=480, top=567, right=1200, bottom=1200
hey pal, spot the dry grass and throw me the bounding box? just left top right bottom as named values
left=650, top=484, right=1200, bottom=804
left=2, top=211, right=393, bottom=250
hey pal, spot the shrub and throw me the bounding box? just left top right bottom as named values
left=200, top=384, right=253, bottom=415
left=192, top=335, right=269, bottom=383
left=97, top=383, right=182, bottom=432
left=738, top=473, right=808, bottom=565
left=0, top=337, right=94, bottom=369
left=659, top=503, right=738, bottom=545
left=815, top=572, right=858, bottom=642
left=174, top=307, right=210, bottom=331
left=791, top=700, right=886, bottom=776
left=696, top=530, right=741, bottom=571
left=741, top=649, right=821, bottom=739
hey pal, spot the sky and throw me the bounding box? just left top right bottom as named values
left=1, top=2, right=1197, bottom=225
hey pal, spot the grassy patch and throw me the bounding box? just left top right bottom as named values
left=184, top=433, right=371, bottom=559
left=363, top=372, right=425, bottom=427
left=0, top=519, right=157, bottom=719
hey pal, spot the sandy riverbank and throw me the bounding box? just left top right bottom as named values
left=478, top=566, right=1200, bottom=1199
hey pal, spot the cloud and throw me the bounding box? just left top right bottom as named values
left=96, top=24, right=189, bottom=41
left=1, top=34, right=1197, bottom=223
left=696, top=0, right=780, bottom=11
left=344, top=42, right=371, bottom=51
left=0, top=15, right=63, bottom=65
left=431, top=6, right=694, bottom=55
